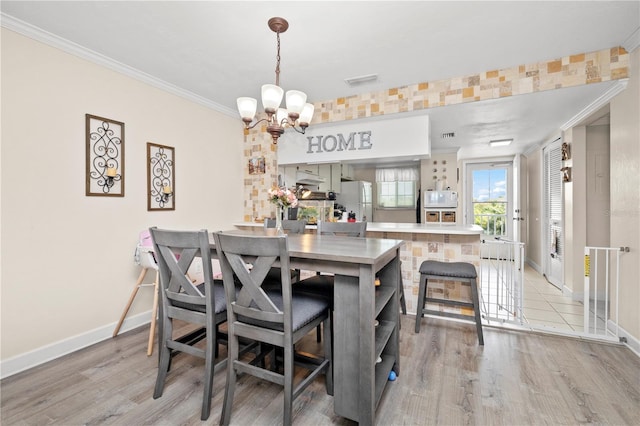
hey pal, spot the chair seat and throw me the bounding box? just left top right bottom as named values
left=263, top=267, right=298, bottom=289
left=419, top=260, right=477, bottom=279
left=292, top=275, right=334, bottom=308
left=240, top=291, right=329, bottom=332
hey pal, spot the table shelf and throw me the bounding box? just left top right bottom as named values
left=374, top=355, right=396, bottom=408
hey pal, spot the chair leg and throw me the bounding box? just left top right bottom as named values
left=415, top=274, right=428, bottom=333
left=201, top=316, right=215, bottom=420
left=399, top=262, right=407, bottom=315
left=399, top=278, right=407, bottom=316
left=147, top=271, right=159, bottom=356
left=470, top=277, right=484, bottom=345
left=220, top=334, right=239, bottom=426
left=153, top=315, right=172, bottom=399
left=113, top=267, right=148, bottom=337
left=283, top=342, right=295, bottom=426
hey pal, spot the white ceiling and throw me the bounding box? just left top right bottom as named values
left=2, top=1, right=638, bottom=161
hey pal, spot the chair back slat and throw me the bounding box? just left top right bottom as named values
left=214, top=232, right=292, bottom=327
left=317, top=221, right=367, bottom=237
left=149, top=228, right=215, bottom=308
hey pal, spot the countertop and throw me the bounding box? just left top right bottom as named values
left=233, top=221, right=483, bottom=235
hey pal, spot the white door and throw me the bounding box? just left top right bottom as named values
left=466, top=161, right=514, bottom=240
left=543, top=140, right=563, bottom=288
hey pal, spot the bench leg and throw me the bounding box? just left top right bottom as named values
left=470, top=277, right=484, bottom=345
left=415, top=274, right=428, bottom=333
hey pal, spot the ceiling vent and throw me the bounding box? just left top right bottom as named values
left=441, top=132, right=456, bottom=139
left=344, top=74, right=378, bottom=87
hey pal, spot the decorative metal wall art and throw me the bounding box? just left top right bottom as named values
left=85, top=114, right=124, bottom=196
left=147, top=142, right=175, bottom=211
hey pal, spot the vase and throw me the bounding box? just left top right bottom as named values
left=275, top=206, right=284, bottom=235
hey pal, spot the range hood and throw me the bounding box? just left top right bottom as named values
left=296, top=171, right=326, bottom=185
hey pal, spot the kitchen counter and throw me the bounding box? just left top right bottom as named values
left=233, top=221, right=482, bottom=235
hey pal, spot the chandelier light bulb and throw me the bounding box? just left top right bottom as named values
left=261, top=84, right=284, bottom=112
left=285, top=90, right=307, bottom=115
left=298, top=103, right=315, bottom=126
left=237, top=97, right=257, bottom=122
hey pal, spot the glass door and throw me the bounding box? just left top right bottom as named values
left=466, top=162, right=513, bottom=240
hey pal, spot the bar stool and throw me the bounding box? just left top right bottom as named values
left=414, top=260, right=483, bottom=345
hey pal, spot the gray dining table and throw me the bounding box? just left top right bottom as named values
left=210, top=230, right=404, bottom=424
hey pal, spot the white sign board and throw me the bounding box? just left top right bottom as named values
left=277, top=115, right=430, bottom=165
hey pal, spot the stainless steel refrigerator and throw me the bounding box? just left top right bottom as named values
left=337, top=181, right=372, bottom=221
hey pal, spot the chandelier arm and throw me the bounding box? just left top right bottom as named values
left=243, top=117, right=270, bottom=130
left=289, top=125, right=308, bottom=135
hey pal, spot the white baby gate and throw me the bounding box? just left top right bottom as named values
left=582, top=246, right=626, bottom=342
left=479, top=238, right=525, bottom=326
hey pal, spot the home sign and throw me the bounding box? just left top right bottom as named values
left=278, top=114, right=430, bottom=165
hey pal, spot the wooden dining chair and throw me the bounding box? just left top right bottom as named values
left=149, top=227, right=229, bottom=421
left=264, top=219, right=307, bottom=284
left=213, top=231, right=332, bottom=426
left=294, top=221, right=367, bottom=341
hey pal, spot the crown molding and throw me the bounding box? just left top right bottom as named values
left=622, top=27, right=640, bottom=53
left=1, top=13, right=237, bottom=117
left=560, top=79, right=629, bottom=131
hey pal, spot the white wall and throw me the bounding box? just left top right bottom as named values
left=609, top=48, right=640, bottom=341
left=586, top=124, right=611, bottom=248
left=0, top=29, right=243, bottom=371
left=564, top=126, right=587, bottom=295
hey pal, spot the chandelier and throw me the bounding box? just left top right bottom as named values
left=236, top=17, right=314, bottom=144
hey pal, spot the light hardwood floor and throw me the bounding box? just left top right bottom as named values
left=2, top=315, right=639, bottom=425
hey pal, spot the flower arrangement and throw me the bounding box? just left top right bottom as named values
left=268, top=186, right=298, bottom=208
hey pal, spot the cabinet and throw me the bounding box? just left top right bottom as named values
left=279, top=165, right=298, bottom=188
left=341, top=163, right=354, bottom=181
left=318, top=163, right=342, bottom=192
left=299, top=164, right=319, bottom=175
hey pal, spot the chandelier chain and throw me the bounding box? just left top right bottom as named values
left=275, top=31, right=281, bottom=87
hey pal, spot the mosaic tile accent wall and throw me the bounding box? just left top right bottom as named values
left=244, top=47, right=629, bottom=222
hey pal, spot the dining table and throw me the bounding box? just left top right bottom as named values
left=210, top=230, right=404, bottom=424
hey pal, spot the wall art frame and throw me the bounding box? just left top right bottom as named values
left=147, top=142, right=175, bottom=211
left=85, top=114, right=125, bottom=196
left=248, top=156, right=266, bottom=175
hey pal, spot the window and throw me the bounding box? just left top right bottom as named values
left=376, top=167, right=418, bottom=208
left=468, top=166, right=510, bottom=237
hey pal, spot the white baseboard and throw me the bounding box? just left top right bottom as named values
left=608, top=320, right=640, bottom=358
left=0, top=310, right=152, bottom=380
left=525, top=258, right=542, bottom=274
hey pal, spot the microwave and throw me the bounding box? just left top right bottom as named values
left=423, top=190, right=458, bottom=208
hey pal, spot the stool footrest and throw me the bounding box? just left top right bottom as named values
left=421, top=309, right=478, bottom=323
left=425, top=297, right=474, bottom=309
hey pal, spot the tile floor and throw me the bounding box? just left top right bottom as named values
left=481, top=263, right=608, bottom=335
left=521, top=265, right=586, bottom=332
